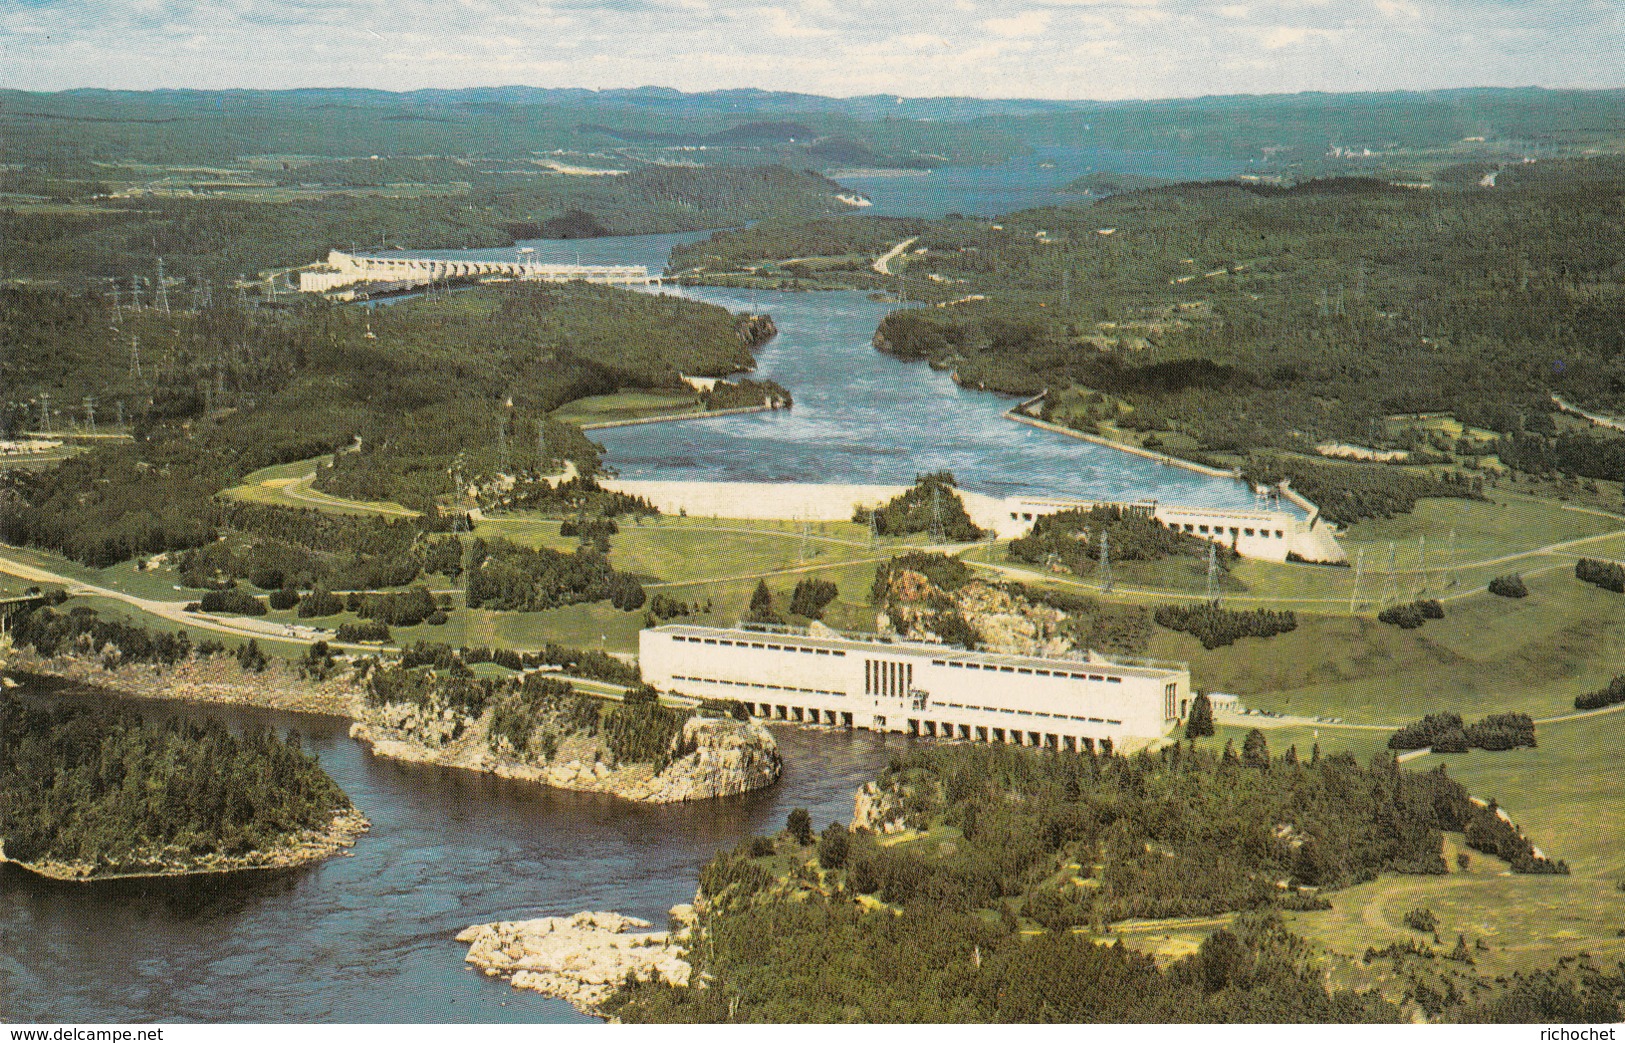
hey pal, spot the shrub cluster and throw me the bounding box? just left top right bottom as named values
left=789, top=578, right=839, bottom=619
left=1576, top=557, right=1625, bottom=593
left=1153, top=602, right=1297, bottom=649
left=197, top=589, right=268, bottom=616
left=1377, top=599, right=1444, bottom=629
left=856, top=472, right=984, bottom=542
left=1487, top=574, right=1528, bottom=598
left=1574, top=675, right=1625, bottom=711
left=1388, top=711, right=1536, bottom=753
left=335, top=621, right=391, bottom=643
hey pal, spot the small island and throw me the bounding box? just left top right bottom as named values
left=0, top=690, right=367, bottom=881
left=350, top=662, right=781, bottom=803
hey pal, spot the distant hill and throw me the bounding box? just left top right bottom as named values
left=1061, top=172, right=1176, bottom=195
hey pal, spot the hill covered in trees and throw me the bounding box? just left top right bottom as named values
left=0, top=691, right=359, bottom=879
left=605, top=739, right=1576, bottom=1022
left=2, top=281, right=772, bottom=566
left=701, top=161, right=1625, bottom=467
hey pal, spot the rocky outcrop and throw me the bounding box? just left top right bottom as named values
left=1, top=807, right=370, bottom=882
left=5, top=649, right=365, bottom=717
left=352, top=705, right=781, bottom=804
left=852, top=780, right=908, bottom=834
left=457, top=910, right=691, bottom=1016
left=736, top=313, right=778, bottom=347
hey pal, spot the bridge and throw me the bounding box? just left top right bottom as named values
left=298, top=250, right=656, bottom=294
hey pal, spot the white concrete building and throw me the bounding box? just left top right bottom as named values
left=639, top=623, right=1190, bottom=752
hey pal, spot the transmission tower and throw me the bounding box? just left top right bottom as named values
left=129, top=336, right=142, bottom=379
left=1380, top=541, right=1398, bottom=607
left=1098, top=530, right=1114, bottom=593
left=929, top=485, right=945, bottom=544
left=38, top=393, right=52, bottom=434
left=868, top=510, right=880, bottom=549
left=110, top=283, right=122, bottom=323
left=799, top=516, right=812, bottom=563
left=129, top=274, right=143, bottom=311
left=83, top=396, right=96, bottom=435
left=1445, top=529, right=1460, bottom=588
left=1349, top=548, right=1364, bottom=614
left=154, top=257, right=170, bottom=315
left=1414, top=535, right=1427, bottom=598
left=115, top=400, right=125, bottom=428
left=1205, top=540, right=1220, bottom=601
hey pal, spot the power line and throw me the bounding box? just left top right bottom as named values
left=154, top=257, right=170, bottom=315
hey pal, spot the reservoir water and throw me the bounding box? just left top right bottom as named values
left=398, top=196, right=1270, bottom=512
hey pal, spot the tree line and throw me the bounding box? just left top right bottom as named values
left=0, top=691, right=350, bottom=873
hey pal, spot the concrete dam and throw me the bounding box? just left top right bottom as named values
left=298, top=250, right=656, bottom=295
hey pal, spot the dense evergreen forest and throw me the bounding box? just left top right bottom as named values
left=0, top=692, right=351, bottom=873
left=606, top=740, right=1581, bottom=1022
left=752, top=161, right=1625, bottom=463
left=1, top=281, right=771, bottom=565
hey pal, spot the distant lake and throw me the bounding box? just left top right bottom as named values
left=836, top=146, right=1248, bottom=219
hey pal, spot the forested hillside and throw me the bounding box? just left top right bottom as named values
left=830, top=161, right=1625, bottom=458
left=1, top=281, right=770, bottom=563
left=606, top=740, right=1581, bottom=1022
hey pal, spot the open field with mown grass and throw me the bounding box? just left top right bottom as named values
left=1155, top=569, right=1625, bottom=723
left=1265, top=712, right=1625, bottom=992
left=546, top=390, right=704, bottom=426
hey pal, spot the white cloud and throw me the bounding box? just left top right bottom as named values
left=1258, top=25, right=1340, bottom=48
left=982, top=10, right=1052, bottom=37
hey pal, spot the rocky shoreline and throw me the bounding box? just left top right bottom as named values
left=6, top=649, right=780, bottom=804
left=0, top=807, right=370, bottom=883
left=351, top=707, right=782, bottom=803
left=457, top=908, right=695, bottom=1017
left=5, top=648, right=364, bottom=718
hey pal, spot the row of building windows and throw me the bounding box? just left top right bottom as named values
left=670, top=635, right=847, bottom=657
left=930, top=659, right=1123, bottom=683
left=934, top=700, right=1122, bottom=726
left=1178, top=523, right=1286, bottom=539
left=670, top=674, right=845, bottom=698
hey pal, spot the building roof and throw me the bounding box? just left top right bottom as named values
left=647, top=624, right=1187, bottom=681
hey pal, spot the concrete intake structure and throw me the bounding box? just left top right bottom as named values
left=602, top=480, right=1345, bottom=563
left=298, top=250, right=655, bottom=294
left=640, top=623, right=1191, bottom=752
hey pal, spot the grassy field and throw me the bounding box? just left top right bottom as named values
left=547, top=390, right=704, bottom=427
left=480, top=513, right=883, bottom=586
left=1267, top=711, right=1625, bottom=992
left=1153, top=569, right=1625, bottom=723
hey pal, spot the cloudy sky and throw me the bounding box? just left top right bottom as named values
left=2, top=0, right=1620, bottom=99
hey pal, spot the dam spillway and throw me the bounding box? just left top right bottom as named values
left=298, top=249, right=655, bottom=294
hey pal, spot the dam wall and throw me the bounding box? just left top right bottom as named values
left=600, top=479, right=1344, bottom=563
left=298, top=250, right=654, bottom=294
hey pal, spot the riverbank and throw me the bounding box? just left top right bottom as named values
left=579, top=401, right=785, bottom=431
left=1001, top=408, right=1240, bottom=480
left=351, top=707, right=782, bottom=804
left=5, top=649, right=780, bottom=804
left=0, top=807, right=370, bottom=883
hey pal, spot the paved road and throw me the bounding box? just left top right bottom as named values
left=873, top=237, right=919, bottom=276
